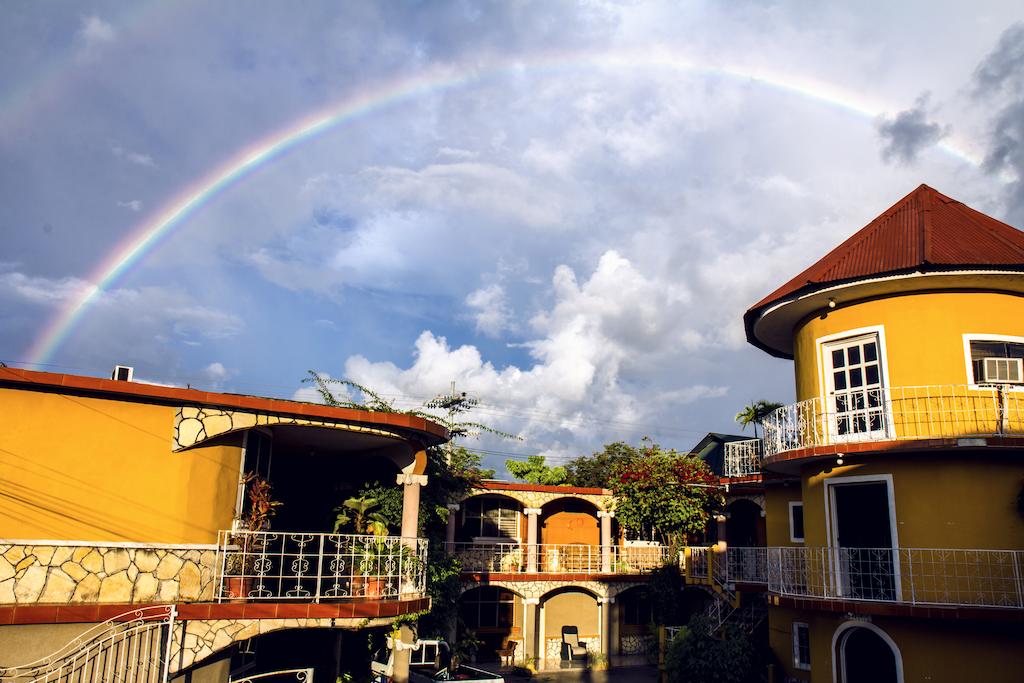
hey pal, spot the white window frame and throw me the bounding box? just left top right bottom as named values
left=792, top=621, right=811, bottom=671
left=823, top=474, right=902, bottom=602
left=788, top=501, right=805, bottom=543
left=961, top=333, right=1024, bottom=391
left=816, top=326, right=893, bottom=443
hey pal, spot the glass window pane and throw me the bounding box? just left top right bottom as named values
left=866, top=365, right=879, bottom=385
left=869, top=412, right=882, bottom=430
left=836, top=394, right=848, bottom=412
left=849, top=367, right=863, bottom=387
left=867, top=389, right=881, bottom=407
left=854, top=414, right=867, bottom=433
left=498, top=603, right=514, bottom=627
left=832, top=349, right=845, bottom=368
left=833, top=372, right=847, bottom=390
left=837, top=416, right=850, bottom=435
left=864, top=343, right=877, bottom=362
left=848, top=346, right=861, bottom=365
left=852, top=392, right=865, bottom=410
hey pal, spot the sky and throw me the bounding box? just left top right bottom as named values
left=2, top=1, right=1024, bottom=475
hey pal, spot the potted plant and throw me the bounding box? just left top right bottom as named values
left=333, top=495, right=392, bottom=598
left=500, top=549, right=521, bottom=572
left=226, top=473, right=282, bottom=601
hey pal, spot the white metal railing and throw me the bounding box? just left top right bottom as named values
left=762, top=546, right=1024, bottom=609
left=727, top=546, right=768, bottom=584
left=216, top=531, right=427, bottom=602
left=0, top=605, right=175, bottom=683
left=230, top=669, right=313, bottom=682
left=761, top=384, right=1024, bottom=456
left=450, top=542, right=670, bottom=574
left=723, top=439, right=763, bottom=477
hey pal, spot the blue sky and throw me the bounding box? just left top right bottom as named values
left=2, top=1, right=1023, bottom=474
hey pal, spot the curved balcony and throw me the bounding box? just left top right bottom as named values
left=687, top=546, right=1024, bottom=611
left=761, top=384, right=1024, bottom=458
left=215, top=531, right=427, bottom=601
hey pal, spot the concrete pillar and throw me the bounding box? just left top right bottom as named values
left=524, top=508, right=541, bottom=572
left=715, top=513, right=728, bottom=551
left=397, top=474, right=429, bottom=548
left=523, top=597, right=540, bottom=668
left=608, top=597, right=620, bottom=656
left=392, top=624, right=416, bottom=683
left=445, top=503, right=460, bottom=551
left=598, top=596, right=614, bottom=657
left=598, top=511, right=614, bottom=572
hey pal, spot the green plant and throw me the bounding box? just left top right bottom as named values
left=734, top=400, right=784, bottom=439
left=506, top=454, right=569, bottom=485
left=589, top=651, right=609, bottom=670
left=240, top=472, right=282, bottom=532
left=665, top=616, right=754, bottom=683
left=334, top=495, right=389, bottom=536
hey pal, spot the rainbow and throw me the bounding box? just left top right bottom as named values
left=26, top=50, right=988, bottom=365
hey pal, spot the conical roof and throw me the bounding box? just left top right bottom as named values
left=745, top=184, right=1024, bottom=357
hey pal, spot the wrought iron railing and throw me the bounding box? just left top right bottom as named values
left=0, top=605, right=175, bottom=683
left=450, top=542, right=670, bottom=574
left=723, top=439, right=763, bottom=477
left=695, top=545, right=1024, bottom=610
left=230, top=669, right=314, bottom=682
left=216, top=531, right=427, bottom=602
left=761, top=384, right=1024, bottom=456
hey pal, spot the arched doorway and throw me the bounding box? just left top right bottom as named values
left=725, top=499, right=764, bottom=547
left=540, top=587, right=600, bottom=666
left=458, top=586, right=524, bottom=662
left=834, top=623, right=902, bottom=683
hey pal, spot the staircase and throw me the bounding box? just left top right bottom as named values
left=699, top=592, right=767, bottom=635
left=0, top=605, right=176, bottom=683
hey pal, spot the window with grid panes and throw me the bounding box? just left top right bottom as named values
left=463, top=497, right=520, bottom=539
left=458, top=586, right=515, bottom=629
left=825, top=334, right=885, bottom=436
left=622, top=590, right=653, bottom=625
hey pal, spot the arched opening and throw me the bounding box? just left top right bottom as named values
left=616, top=586, right=655, bottom=655
left=725, top=499, right=765, bottom=547
left=539, top=498, right=601, bottom=571
left=834, top=623, right=902, bottom=683
left=540, top=587, right=600, bottom=666
left=458, top=586, right=524, bottom=662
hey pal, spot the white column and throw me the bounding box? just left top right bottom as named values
left=524, top=507, right=542, bottom=572
left=523, top=597, right=540, bottom=669
left=715, top=513, right=728, bottom=551
left=598, top=596, right=614, bottom=657
left=598, top=511, right=614, bottom=572
left=445, top=503, right=460, bottom=551
left=397, top=474, right=428, bottom=548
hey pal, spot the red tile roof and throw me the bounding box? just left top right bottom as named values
left=0, top=366, right=449, bottom=444
left=750, top=184, right=1024, bottom=313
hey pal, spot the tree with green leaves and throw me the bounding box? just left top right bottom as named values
left=734, top=399, right=784, bottom=439
left=565, top=439, right=649, bottom=488
left=610, top=443, right=723, bottom=546
left=506, top=454, right=569, bottom=485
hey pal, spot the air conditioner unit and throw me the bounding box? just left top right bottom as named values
left=982, top=357, right=1023, bottom=384
left=111, top=365, right=134, bottom=382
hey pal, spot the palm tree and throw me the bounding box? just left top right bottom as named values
left=735, top=400, right=784, bottom=439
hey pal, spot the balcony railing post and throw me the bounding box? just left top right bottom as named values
left=314, top=534, right=324, bottom=603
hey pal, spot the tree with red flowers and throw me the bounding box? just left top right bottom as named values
left=610, top=442, right=723, bottom=547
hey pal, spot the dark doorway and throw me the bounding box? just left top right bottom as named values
left=840, top=627, right=899, bottom=683
left=725, top=499, right=764, bottom=547
left=831, top=482, right=895, bottom=600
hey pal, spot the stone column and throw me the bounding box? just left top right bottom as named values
left=524, top=508, right=542, bottom=572
left=445, top=503, right=460, bottom=551
left=523, top=597, right=540, bottom=668
left=397, top=474, right=429, bottom=548
left=715, top=513, right=728, bottom=550
left=391, top=623, right=416, bottom=683
left=598, top=596, right=615, bottom=657
left=598, top=511, right=614, bottom=572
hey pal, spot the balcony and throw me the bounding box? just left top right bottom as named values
left=687, top=546, right=1024, bottom=610
left=215, top=531, right=427, bottom=601
left=723, top=439, right=763, bottom=477
left=451, top=542, right=670, bottom=575
left=761, top=384, right=1024, bottom=457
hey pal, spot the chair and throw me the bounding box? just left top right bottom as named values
left=560, top=626, right=588, bottom=663
left=495, top=639, right=518, bottom=667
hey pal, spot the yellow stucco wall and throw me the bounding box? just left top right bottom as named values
left=764, top=485, right=804, bottom=547
left=792, top=290, right=1024, bottom=402
left=541, top=510, right=600, bottom=546
left=769, top=606, right=1024, bottom=683
left=0, top=388, right=241, bottom=543
left=797, top=453, right=1024, bottom=550
left=543, top=591, right=598, bottom=637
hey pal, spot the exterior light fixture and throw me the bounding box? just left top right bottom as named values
left=827, top=297, right=837, bottom=309
left=836, top=453, right=845, bottom=466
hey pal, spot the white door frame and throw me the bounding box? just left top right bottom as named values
left=823, top=474, right=902, bottom=601
left=816, top=326, right=894, bottom=444
left=832, top=620, right=904, bottom=683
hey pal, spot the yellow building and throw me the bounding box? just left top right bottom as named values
left=0, top=366, right=447, bottom=682
left=739, top=185, right=1024, bottom=682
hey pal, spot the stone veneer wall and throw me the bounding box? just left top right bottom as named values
left=544, top=636, right=599, bottom=661
left=0, top=543, right=217, bottom=604
left=619, top=634, right=654, bottom=655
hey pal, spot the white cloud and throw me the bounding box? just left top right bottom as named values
left=202, top=362, right=230, bottom=381
left=466, top=284, right=513, bottom=337
left=111, top=144, right=156, bottom=168
left=77, top=15, right=115, bottom=48
left=116, top=200, right=143, bottom=212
